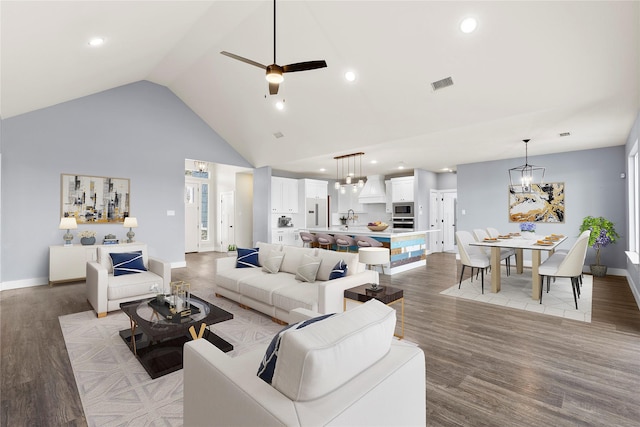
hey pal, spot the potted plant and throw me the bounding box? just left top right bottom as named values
left=339, top=216, right=348, bottom=225
left=579, top=216, right=620, bottom=277
left=227, top=244, right=237, bottom=256
left=78, top=230, right=96, bottom=245
left=519, top=222, right=536, bottom=239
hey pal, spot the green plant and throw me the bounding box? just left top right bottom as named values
left=227, top=244, right=237, bottom=251
left=579, top=216, right=620, bottom=266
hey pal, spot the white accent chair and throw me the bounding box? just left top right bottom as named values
left=474, top=228, right=515, bottom=276
left=456, top=231, right=490, bottom=294
left=183, top=300, right=426, bottom=426
left=86, top=243, right=171, bottom=318
left=538, top=230, right=591, bottom=309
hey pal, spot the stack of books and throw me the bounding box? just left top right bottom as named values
left=103, top=238, right=119, bottom=245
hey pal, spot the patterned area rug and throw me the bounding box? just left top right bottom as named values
left=440, top=271, right=593, bottom=322
left=59, top=293, right=283, bottom=426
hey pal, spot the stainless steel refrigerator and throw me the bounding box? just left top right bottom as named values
left=306, top=198, right=328, bottom=228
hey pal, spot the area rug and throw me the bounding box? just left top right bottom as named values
left=440, top=271, right=592, bottom=323
left=59, top=294, right=283, bottom=427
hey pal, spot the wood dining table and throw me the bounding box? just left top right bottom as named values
left=469, top=234, right=568, bottom=300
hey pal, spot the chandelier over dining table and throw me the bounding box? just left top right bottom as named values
left=334, top=152, right=365, bottom=194
left=508, top=139, right=545, bottom=193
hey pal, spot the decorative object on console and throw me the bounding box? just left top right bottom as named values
left=78, top=230, right=96, bottom=245
left=59, top=217, right=78, bottom=245
left=103, top=234, right=119, bottom=245
left=123, top=217, right=138, bottom=243
left=579, top=215, right=620, bottom=277
left=508, top=139, right=546, bottom=194
left=61, top=174, right=130, bottom=223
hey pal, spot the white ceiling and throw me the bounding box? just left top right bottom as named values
left=2, top=1, right=639, bottom=179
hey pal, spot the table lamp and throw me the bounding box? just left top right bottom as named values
left=59, top=217, right=78, bottom=246
left=358, top=247, right=390, bottom=290
left=123, top=217, right=138, bottom=243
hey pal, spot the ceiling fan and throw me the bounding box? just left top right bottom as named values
left=220, top=0, right=327, bottom=95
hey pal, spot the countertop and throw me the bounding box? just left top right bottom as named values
left=304, top=226, right=438, bottom=238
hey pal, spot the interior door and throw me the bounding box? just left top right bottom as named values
left=429, top=190, right=443, bottom=253
left=220, top=191, right=235, bottom=251
left=185, top=180, right=199, bottom=253
left=442, top=191, right=457, bottom=252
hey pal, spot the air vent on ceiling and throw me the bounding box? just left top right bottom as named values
left=273, top=131, right=284, bottom=139
left=559, top=132, right=571, bottom=137
left=431, top=76, right=454, bottom=91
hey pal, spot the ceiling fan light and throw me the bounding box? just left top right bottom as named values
left=266, top=69, right=284, bottom=84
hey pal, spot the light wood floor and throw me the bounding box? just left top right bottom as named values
left=2, top=252, right=640, bottom=426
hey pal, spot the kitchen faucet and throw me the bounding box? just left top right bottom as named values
left=347, top=209, right=355, bottom=225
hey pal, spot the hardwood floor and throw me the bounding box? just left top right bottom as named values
left=2, top=252, right=639, bottom=426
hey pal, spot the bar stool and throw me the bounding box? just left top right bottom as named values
left=316, top=233, right=336, bottom=250
left=299, top=232, right=318, bottom=248
left=355, top=235, right=383, bottom=248
left=359, top=247, right=390, bottom=275
left=334, top=234, right=357, bottom=252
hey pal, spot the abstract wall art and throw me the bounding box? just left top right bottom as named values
left=509, top=182, right=565, bottom=223
left=61, top=174, right=130, bottom=223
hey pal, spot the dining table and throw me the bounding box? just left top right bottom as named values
left=469, top=234, right=568, bottom=300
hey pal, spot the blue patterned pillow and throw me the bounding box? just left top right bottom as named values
left=329, top=259, right=348, bottom=280
left=257, top=313, right=335, bottom=384
left=110, top=251, right=146, bottom=276
left=236, top=247, right=259, bottom=268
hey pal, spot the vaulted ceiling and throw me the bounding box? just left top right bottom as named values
left=2, top=1, right=638, bottom=179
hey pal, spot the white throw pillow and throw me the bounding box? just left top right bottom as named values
left=262, top=250, right=285, bottom=274
left=295, top=254, right=321, bottom=283
left=272, top=299, right=396, bottom=401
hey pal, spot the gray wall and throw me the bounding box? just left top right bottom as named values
left=253, top=166, right=271, bottom=245
left=1, top=81, right=252, bottom=286
left=457, top=146, right=627, bottom=269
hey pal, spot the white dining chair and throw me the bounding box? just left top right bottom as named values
left=473, top=228, right=514, bottom=276
left=455, top=231, right=491, bottom=294
left=538, top=230, right=590, bottom=309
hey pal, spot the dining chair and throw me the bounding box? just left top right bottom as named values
left=355, top=235, right=384, bottom=248
left=333, top=234, right=357, bottom=252
left=549, top=230, right=590, bottom=287
left=538, top=230, right=590, bottom=309
left=473, top=228, right=514, bottom=276
left=455, top=231, right=490, bottom=294
left=316, top=233, right=336, bottom=250
left=299, top=231, right=318, bottom=248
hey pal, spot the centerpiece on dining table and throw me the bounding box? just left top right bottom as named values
left=519, top=221, right=536, bottom=239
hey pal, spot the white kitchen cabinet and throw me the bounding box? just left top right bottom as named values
left=302, top=179, right=328, bottom=199
left=338, top=185, right=364, bottom=213
left=271, top=177, right=299, bottom=213
left=49, top=244, right=98, bottom=285
left=391, top=177, right=414, bottom=202
left=271, top=229, right=301, bottom=246
left=385, top=180, right=393, bottom=213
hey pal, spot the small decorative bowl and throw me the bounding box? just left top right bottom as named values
left=367, top=225, right=389, bottom=231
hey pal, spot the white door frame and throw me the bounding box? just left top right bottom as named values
left=220, top=191, right=235, bottom=252
left=429, top=189, right=457, bottom=252
left=185, top=178, right=200, bottom=253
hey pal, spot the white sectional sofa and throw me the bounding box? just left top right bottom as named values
left=184, top=300, right=426, bottom=426
left=214, top=241, right=378, bottom=324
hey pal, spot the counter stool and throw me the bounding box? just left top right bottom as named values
left=334, top=234, right=357, bottom=252
left=359, top=247, right=390, bottom=275
left=316, top=233, right=336, bottom=250
left=299, top=231, right=318, bottom=248
left=356, top=236, right=384, bottom=248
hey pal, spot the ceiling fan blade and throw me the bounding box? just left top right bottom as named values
left=220, top=51, right=267, bottom=70
left=269, top=82, right=280, bottom=95
left=282, top=60, right=327, bottom=73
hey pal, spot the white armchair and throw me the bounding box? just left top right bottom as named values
left=86, top=243, right=170, bottom=317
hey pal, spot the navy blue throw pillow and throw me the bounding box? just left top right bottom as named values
left=257, top=313, right=335, bottom=384
left=329, top=259, right=348, bottom=280
left=110, top=251, right=146, bottom=276
left=236, top=248, right=259, bottom=268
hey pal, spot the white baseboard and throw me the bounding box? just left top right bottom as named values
left=1, top=277, right=48, bottom=291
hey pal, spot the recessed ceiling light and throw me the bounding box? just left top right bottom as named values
left=345, top=71, right=356, bottom=82
left=88, top=37, right=105, bottom=47
left=460, top=17, right=477, bottom=34
left=370, top=160, right=377, bottom=164
left=275, top=101, right=285, bottom=110
left=319, top=168, right=326, bottom=172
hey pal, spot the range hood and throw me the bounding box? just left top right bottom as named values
left=358, top=174, right=387, bottom=204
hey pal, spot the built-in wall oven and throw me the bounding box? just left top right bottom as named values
left=392, top=202, right=414, bottom=229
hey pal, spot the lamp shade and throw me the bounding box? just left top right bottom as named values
left=59, top=217, right=77, bottom=230
left=123, top=217, right=138, bottom=228
left=358, top=247, right=390, bottom=265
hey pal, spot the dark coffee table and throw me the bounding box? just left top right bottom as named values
left=344, top=284, right=404, bottom=339
left=119, top=294, right=233, bottom=379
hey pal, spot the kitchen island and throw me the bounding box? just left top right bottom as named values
left=304, top=227, right=438, bottom=275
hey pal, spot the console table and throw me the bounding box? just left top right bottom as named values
left=49, top=243, right=136, bottom=285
